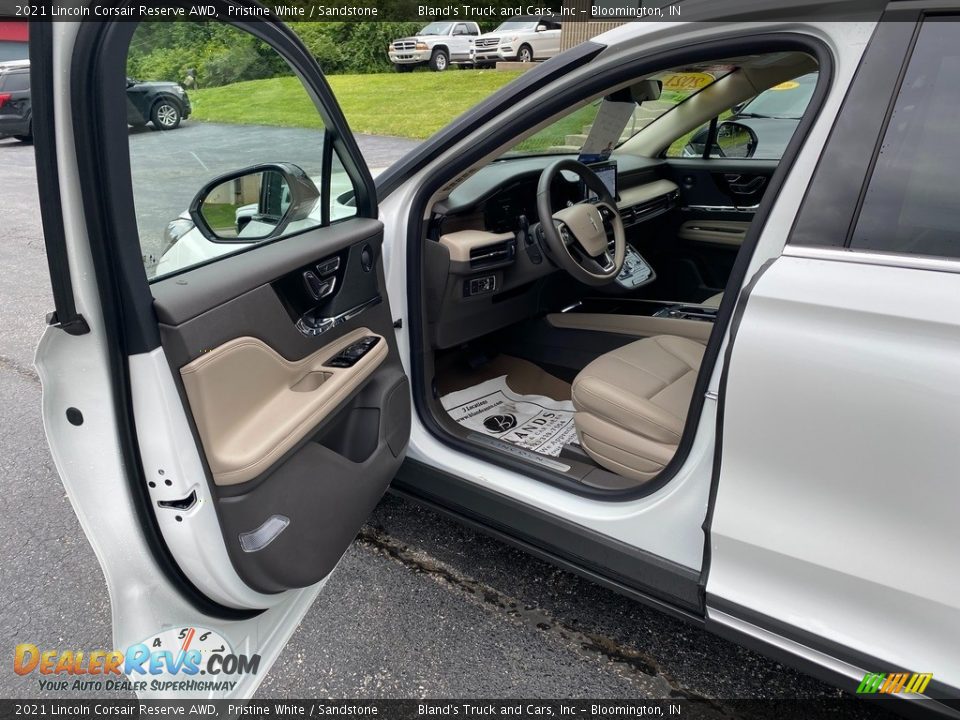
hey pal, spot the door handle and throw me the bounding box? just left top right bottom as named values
left=728, top=176, right=766, bottom=195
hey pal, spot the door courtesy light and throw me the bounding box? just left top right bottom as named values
left=239, top=515, right=290, bottom=552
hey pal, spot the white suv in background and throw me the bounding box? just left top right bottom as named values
left=471, top=16, right=562, bottom=66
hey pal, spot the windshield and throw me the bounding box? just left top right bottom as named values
left=419, top=22, right=453, bottom=35
left=739, top=74, right=817, bottom=119
left=495, top=21, right=539, bottom=32
left=504, top=65, right=735, bottom=157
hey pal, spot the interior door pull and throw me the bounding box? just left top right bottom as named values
left=728, top=176, right=766, bottom=195
left=296, top=295, right=382, bottom=337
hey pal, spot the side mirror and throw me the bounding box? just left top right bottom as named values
left=714, top=121, right=758, bottom=159
left=536, top=24, right=547, bottom=32
left=189, top=163, right=320, bottom=242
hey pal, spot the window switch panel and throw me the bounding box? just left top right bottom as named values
left=324, top=336, right=381, bottom=368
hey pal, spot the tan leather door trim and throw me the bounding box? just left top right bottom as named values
left=678, top=220, right=749, bottom=246
left=180, top=327, right=387, bottom=486
left=547, top=313, right=713, bottom=342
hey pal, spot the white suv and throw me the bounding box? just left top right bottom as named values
left=472, top=16, right=562, bottom=66
left=32, top=8, right=960, bottom=710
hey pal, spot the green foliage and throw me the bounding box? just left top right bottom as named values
left=127, top=20, right=509, bottom=83
left=291, top=22, right=423, bottom=74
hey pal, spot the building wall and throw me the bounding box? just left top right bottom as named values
left=559, top=1, right=625, bottom=51
left=0, top=42, right=27, bottom=62
left=0, top=20, right=29, bottom=62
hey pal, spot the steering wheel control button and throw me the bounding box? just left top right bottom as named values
left=325, top=336, right=381, bottom=368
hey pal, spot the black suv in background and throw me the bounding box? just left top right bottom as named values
left=125, top=75, right=192, bottom=130
left=0, top=60, right=32, bottom=142
left=0, top=61, right=191, bottom=143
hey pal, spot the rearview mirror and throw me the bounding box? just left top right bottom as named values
left=189, top=163, right=320, bottom=242
left=630, top=79, right=662, bottom=104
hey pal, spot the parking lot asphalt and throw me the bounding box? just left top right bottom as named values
left=0, top=126, right=890, bottom=715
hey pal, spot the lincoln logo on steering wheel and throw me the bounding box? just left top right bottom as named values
left=483, top=414, right=517, bottom=433
left=589, top=216, right=599, bottom=231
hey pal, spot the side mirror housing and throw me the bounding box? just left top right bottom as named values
left=189, top=163, right=320, bottom=242
left=714, top=121, right=758, bottom=159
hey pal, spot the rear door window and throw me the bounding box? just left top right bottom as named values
left=850, top=19, right=960, bottom=260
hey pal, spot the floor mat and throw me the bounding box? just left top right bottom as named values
left=440, top=375, right=578, bottom=457
left=436, top=354, right=572, bottom=401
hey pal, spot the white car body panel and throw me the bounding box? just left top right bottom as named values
left=37, top=23, right=324, bottom=698
left=708, top=253, right=960, bottom=690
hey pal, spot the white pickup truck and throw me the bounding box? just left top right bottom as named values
left=388, top=21, right=481, bottom=72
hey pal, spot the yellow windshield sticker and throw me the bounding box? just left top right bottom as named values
left=660, top=72, right=715, bottom=92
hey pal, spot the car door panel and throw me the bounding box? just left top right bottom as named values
left=651, top=159, right=778, bottom=300
left=677, top=219, right=749, bottom=247
left=152, top=222, right=409, bottom=594
left=708, top=255, right=960, bottom=695
left=181, top=328, right=389, bottom=487
left=665, top=158, right=777, bottom=212
left=35, top=13, right=413, bottom=687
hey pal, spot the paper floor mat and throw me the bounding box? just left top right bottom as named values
left=440, top=375, right=578, bottom=457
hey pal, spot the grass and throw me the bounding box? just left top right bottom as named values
left=189, top=70, right=523, bottom=140
left=199, top=203, right=239, bottom=236
left=514, top=102, right=599, bottom=153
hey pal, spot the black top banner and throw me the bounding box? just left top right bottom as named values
left=0, top=0, right=894, bottom=24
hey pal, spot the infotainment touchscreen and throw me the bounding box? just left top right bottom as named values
left=582, top=161, right=618, bottom=201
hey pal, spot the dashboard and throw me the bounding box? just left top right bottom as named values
left=483, top=176, right=580, bottom=234
left=426, top=154, right=680, bottom=349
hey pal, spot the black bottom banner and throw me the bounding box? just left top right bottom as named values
left=0, top=699, right=944, bottom=720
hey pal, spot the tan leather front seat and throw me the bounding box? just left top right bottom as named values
left=703, top=292, right=724, bottom=308
left=571, top=335, right=706, bottom=483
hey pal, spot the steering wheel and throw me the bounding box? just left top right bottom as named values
left=536, top=158, right=626, bottom=287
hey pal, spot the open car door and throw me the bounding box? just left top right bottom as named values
left=31, top=12, right=410, bottom=698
